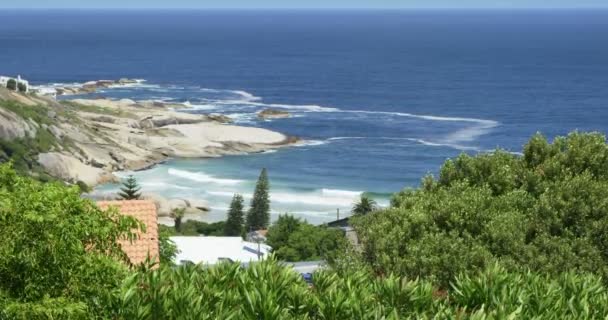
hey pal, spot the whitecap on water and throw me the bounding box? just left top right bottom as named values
left=168, top=168, right=244, bottom=186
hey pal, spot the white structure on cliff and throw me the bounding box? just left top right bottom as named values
left=0, top=75, right=29, bottom=93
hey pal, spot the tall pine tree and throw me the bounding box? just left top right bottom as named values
left=224, top=194, right=245, bottom=236
left=246, top=168, right=270, bottom=231
left=118, top=175, right=142, bottom=200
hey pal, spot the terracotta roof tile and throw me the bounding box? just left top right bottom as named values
left=97, top=200, right=159, bottom=266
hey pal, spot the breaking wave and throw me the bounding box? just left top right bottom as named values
left=168, top=168, right=244, bottom=186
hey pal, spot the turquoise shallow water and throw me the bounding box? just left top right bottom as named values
left=2, top=10, right=608, bottom=224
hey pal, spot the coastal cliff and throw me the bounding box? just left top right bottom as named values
left=0, top=87, right=296, bottom=187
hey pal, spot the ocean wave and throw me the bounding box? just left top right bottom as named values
left=231, top=90, right=262, bottom=101
left=182, top=101, right=216, bottom=110
left=270, top=190, right=360, bottom=207
left=140, top=181, right=194, bottom=190
left=226, top=113, right=257, bottom=124
left=207, top=188, right=363, bottom=207
left=295, top=140, right=329, bottom=147
left=343, top=110, right=499, bottom=144
left=326, top=136, right=479, bottom=151
left=321, top=188, right=363, bottom=197
left=168, top=168, right=244, bottom=185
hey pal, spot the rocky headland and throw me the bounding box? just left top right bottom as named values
left=0, top=87, right=297, bottom=191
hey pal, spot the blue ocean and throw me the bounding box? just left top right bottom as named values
left=1, top=10, right=607, bottom=224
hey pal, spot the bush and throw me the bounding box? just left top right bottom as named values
left=354, top=132, right=608, bottom=286
left=118, top=258, right=608, bottom=319
left=6, top=79, right=16, bottom=91
left=0, top=163, right=143, bottom=318
left=17, top=82, right=27, bottom=93
left=267, top=214, right=347, bottom=262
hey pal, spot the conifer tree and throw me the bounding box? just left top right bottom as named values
left=246, top=168, right=270, bottom=231
left=118, top=175, right=142, bottom=200
left=224, top=194, right=245, bottom=236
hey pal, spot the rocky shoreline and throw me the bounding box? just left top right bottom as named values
left=0, top=87, right=298, bottom=189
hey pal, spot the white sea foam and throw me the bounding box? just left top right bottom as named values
left=321, top=188, right=363, bottom=198
left=270, top=190, right=359, bottom=207
left=182, top=101, right=216, bottom=110
left=168, top=168, right=244, bottom=185
left=140, top=181, right=193, bottom=190
left=208, top=188, right=363, bottom=207
left=212, top=100, right=339, bottom=112
left=207, top=191, right=252, bottom=198
left=226, top=113, right=257, bottom=124
left=231, top=90, right=262, bottom=101
left=295, top=140, right=329, bottom=147
left=326, top=136, right=479, bottom=151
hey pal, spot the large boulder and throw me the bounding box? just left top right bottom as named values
left=138, top=113, right=208, bottom=129
left=37, top=152, right=117, bottom=186
left=0, top=108, right=38, bottom=140
left=143, top=193, right=210, bottom=216
left=257, top=109, right=290, bottom=119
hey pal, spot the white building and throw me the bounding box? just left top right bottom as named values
left=0, top=75, right=29, bottom=93
left=171, top=236, right=272, bottom=265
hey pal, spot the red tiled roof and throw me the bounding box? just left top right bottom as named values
left=97, top=200, right=159, bottom=266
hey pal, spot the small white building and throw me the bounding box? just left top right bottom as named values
left=0, top=75, right=29, bottom=93
left=171, top=236, right=272, bottom=265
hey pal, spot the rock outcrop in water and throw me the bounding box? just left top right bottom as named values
left=258, top=108, right=290, bottom=119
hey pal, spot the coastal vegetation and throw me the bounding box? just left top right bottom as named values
left=5, top=79, right=16, bottom=91
left=2, top=128, right=608, bottom=318
left=224, top=194, right=245, bottom=236
left=353, top=131, right=608, bottom=287
left=266, top=215, right=346, bottom=262
left=0, top=163, right=141, bottom=319
left=246, top=168, right=271, bottom=231
left=158, top=220, right=226, bottom=237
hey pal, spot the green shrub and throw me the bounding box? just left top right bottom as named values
left=267, top=214, right=347, bottom=262
left=6, top=79, right=16, bottom=91
left=118, top=258, right=608, bottom=319
left=0, top=163, right=143, bottom=318
left=354, top=132, right=608, bottom=286
left=17, top=82, right=27, bottom=93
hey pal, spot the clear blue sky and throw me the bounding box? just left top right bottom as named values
left=2, top=0, right=607, bottom=9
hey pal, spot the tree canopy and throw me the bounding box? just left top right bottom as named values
left=353, top=132, right=608, bottom=286
left=0, top=163, right=142, bottom=318
left=266, top=214, right=346, bottom=262
left=246, top=168, right=270, bottom=231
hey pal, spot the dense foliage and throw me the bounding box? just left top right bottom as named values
left=118, top=175, right=142, bottom=200
left=118, top=258, right=608, bottom=319
left=5, top=79, right=16, bottom=91
left=17, top=82, right=27, bottom=93
left=354, top=132, right=608, bottom=286
left=0, top=163, right=142, bottom=319
left=266, top=215, right=347, bottom=262
left=224, top=194, right=245, bottom=236
left=246, top=168, right=270, bottom=231
left=159, top=220, right=226, bottom=237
